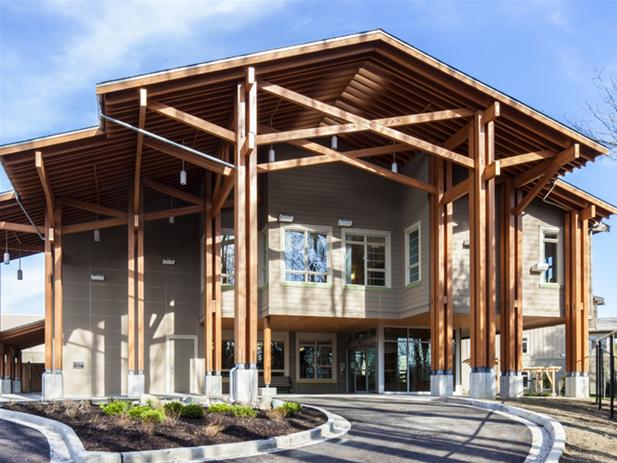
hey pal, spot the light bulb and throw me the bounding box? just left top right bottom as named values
left=94, top=229, right=101, bottom=242
left=330, top=135, right=338, bottom=150
left=268, top=147, right=276, bottom=163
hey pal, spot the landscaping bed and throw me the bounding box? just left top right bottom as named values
left=4, top=399, right=326, bottom=453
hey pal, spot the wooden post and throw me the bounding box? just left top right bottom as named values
left=0, top=345, right=4, bottom=379
left=204, top=186, right=214, bottom=374
left=264, top=316, right=272, bottom=387
left=213, top=212, right=223, bottom=373
left=7, top=347, right=14, bottom=380
left=127, top=194, right=136, bottom=374
left=15, top=351, right=21, bottom=382
left=137, top=188, right=145, bottom=374
left=53, top=202, right=63, bottom=371
left=581, top=216, right=590, bottom=373
left=234, top=82, right=247, bottom=366
left=44, top=212, right=53, bottom=371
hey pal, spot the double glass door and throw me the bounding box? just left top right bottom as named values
left=384, top=328, right=431, bottom=392
left=349, top=345, right=376, bottom=393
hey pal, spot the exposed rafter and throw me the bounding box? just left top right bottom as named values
left=133, top=88, right=148, bottom=212
left=440, top=178, right=470, bottom=206
left=62, top=198, right=126, bottom=218
left=143, top=138, right=232, bottom=176
left=35, top=151, right=54, bottom=225
left=142, top=177, right=205, bottom=206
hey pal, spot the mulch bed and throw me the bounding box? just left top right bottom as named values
left=4, top=401, right=327, bottom=453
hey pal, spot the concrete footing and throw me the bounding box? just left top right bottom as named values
left=204, top=373, right=223, bottom=398
left=1, top=378, right=12, bottom=394
left=258, top=386, right=278, bottom=409
left=565, top=375, right=588, bottom=398
left=470, top=370, right=496, bottom=400
left=499, top=374, right=524, bottom=399
left=127, top=371, right=145, bottom=398
left=42, top=371, right=63, bottom=399
left=430, top=373, right=453, bottom=397
left=12, top=380, right=22, bottom=394
left=230, top=365, right=258, bottom=405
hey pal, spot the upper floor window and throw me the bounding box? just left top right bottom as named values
left=344, top=229, right=390, bottom=287
left=222, top=233, right=235, bottom=285
left=283, top=227, right=329, bottom=283
left=405, top=222, right=421, bottom=285
left=541, top=229, right=559, bottom=284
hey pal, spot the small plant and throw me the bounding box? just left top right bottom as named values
left=141, top=408, right=166, bottom=424
left=208, top=403, right=234, bottom=414
left=278, top=401, right=301, bottom=417
left=181, top=403, right=205, bottom=419
left=127, top=405, right=153, bottom=420
left=164, top=401, right=184, bottom=416
left=101, top=400, right=131, bottom=416
left=207, top=403, right=256, bottom=418
left=266, top=407, right=286, bottom=421
left=202, top=416, right=225, bottom=438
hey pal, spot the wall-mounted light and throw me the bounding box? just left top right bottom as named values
left=90, top=272, right=105, bottom=282
left=162, top=257, right=176, bottom=266
left=462, top=239, right=470, bottom=249
left=278, top=214, right=294, bottom=223
left=337, top=218, right=353, bottom=228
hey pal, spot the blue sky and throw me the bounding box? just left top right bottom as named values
left=0, top=0, right=616, bottom=317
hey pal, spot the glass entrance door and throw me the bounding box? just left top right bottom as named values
left=350, top=346, right=376, bottom=393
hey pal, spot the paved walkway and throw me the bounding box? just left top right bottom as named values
left=0, top=418, right=50, bottom=463
left=228, top=395, right=532, bottom=463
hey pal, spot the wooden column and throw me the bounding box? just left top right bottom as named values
left=264, top=316, right=272, bottom=387
left=245, top=67, right=258, bottom=366
left=53, top=202, right=63, bottom=371
left=213, top=212, right=223, bottom=373
left=137, top=190, right=145, bottom=374
left=233, top=82, right=247, bottom=366
left=127, top=195, right=136, bottom=374
left=44, top=212, right=53, bottom=371
left=15, top=351, right=21, bottom=382
left=469, top=111, right=496, bottom=371
left=204, top=190, right=214, bottom=374
left=7, top=347, right=14, bottom=380
left=0, top=345, right=4, bottom=379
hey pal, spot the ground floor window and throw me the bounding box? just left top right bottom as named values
left=383, top=327, right=431, bottom=392
left=221, top=337, right=286, bottom=377
left=296, top=333, right=336, bottom=381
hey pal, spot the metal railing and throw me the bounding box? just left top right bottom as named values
left=595, top=331, right=616, bottom=419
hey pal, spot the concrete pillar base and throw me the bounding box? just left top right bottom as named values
left=565, top=374, right=589, bottom=398
left=499, top=374, right=524, bottom=399
left=128, top=371, right=145, bottom=398
left=230, top=365, right=258, bottom=405
left=470, top=370, right=496, bottom=400
left=430, top=373, right=453, bottom=397
left=1, top=378, right=12, bottom=394
left=42, top=371, right=63, bottom=399
left=12, top=380, right=22, bottom=394
left=204, top=373, right=223, bottom=398
left=258, top=387, right=278, bottom=409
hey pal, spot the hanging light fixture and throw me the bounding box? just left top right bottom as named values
left=93, top=228, right=101, bottom=242
left=391, top=152, right=398, bottom=174
left=17, top=252, right=22, bottom=281
left=268, top=145, right=276, bottom=163
left=169, top=197, right=175, bottom=224
left=330, top=135, right=338, bottom=150
left=180, top=160, right=187, bottom=186
left=3, top=232, right=9, bottom=265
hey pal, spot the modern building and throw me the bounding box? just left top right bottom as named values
left=0, top=30, right=615, bottom=401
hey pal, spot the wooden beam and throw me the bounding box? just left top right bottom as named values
left=35, top=151, right=54, bottom=225
left=514, top=144, right=580, bottom=189
left=258, top=80, right=475, bottom=168
left=53, top=203, right=63, bottom=371
left=256, top=108, right=474, bottom=145
left=134, top=88, right=147, bottom=212
left=204, top=193, right=214, bottom=374
left=62, top=198, right=126, bottom=218
left=143, top=138, right=232, bottom=176
left=62, top=217, right=127, bottom=235
left=142, top=177, right=205, bottom=206
left=498, top=150, right=555, bottom=169
left=148, top=101, right=235, bottom=143
left=580, top=205, right=596, bottom=222
left=483, top=160, right=500, bottom=181
left=127, top=194, right=136, bottom=374
left=264, top=316, right=272, bottom=387
left=143, top=205, right=202, bottom=222
left=213, top=211, right=223, bottom=373
left=440, top=178, right=470, bottom=206
left=137, top=188, right=144, bottom=373
left=0, top=221, right=40, bottom=234
left=442, top=102, right=500, bottom=151
left=44, top=212, right=53, bottom=371
left=212, top=175, right=234, bottom=216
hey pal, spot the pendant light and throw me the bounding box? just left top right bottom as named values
left=3, top=232, right=9, bottom=265
left=93, top=163, right=101, bottom=242
left=268, top=145, right=276, bottom=163
left=93, top=214, right=100, bottom=242
left=180, top=160, right=187, bottom=186
left=391, top=152, right=398, bottom=174
left=17, top=252, right=22, bottom=281
left=330, top=135, right=338, bottom=150
left=169, top=197, right=175, bottom=224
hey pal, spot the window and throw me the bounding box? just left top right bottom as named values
left=283, top=227, right=329, bottom=283
left=221, top=336, right=287, bottom=376
left=522, top=336, right=529, bottom=354
left=297, top=334, right=335, bottom=381
left=542, top=229, right=559, bottom=284
left=221, top=234, right=235, bottom=285
left=405, top=222, right=421, bottom=285
left=344, top=230, right=390, bottom=287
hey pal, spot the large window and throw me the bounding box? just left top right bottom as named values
left=344, top=230, right=390, bottom=287
left=283, top=227, right=329, bottom=283
left=221, top=233, right=235, bottom=285
left=405, top=222, right=421, bottom=285
left=541, top=229, right=559, bottom=284
left=221, top=336, right=286, bottom=376
left=297, top=334, right=335, bottom=381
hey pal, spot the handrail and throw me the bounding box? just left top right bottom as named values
left=596, top=333, right=616, bottom=420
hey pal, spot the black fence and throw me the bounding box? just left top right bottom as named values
left=595, top=332, right=616, bottom=419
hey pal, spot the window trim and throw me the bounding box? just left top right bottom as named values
left=404, top=221, right=422, bottom=287
left=280, top=224, right=332, bottom=287
left=342, top=228, right=392, bottom=289
left=295, top=332, right=337, bottom=383
left=539, top=226, right=562, bottom=288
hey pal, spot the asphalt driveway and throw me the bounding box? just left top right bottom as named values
left=228, top=395, right=532, bottom=463
left=0, top=418, right=50, bottom=463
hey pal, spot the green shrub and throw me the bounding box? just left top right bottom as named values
left=208, top=403, right=234, bottom=414
left=181, top=403, right=205, bottom=419
left=141, top=408, right=166, bottom=424
left=207, top=403, right=256, bottom=418
left=163, top=401, right=184, bottom=416
left=277, top=401, right=301, bottom=417
left=127, top=405, right=152, bottom=420
left=101, top=400, right=131, bottom=416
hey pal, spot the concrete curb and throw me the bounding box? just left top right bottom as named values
left=444, top=397, right=566, bottom=463
left=0, top=403, right=350, bottom=463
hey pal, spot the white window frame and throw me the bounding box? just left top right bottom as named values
left=280, top=224, right=332, bottom=286
left=539, top=226, right=562, bottom=287
left=221, top=228, right=235, bottom=287
left=404, top=221, right=422, bottom=286
left=295, top=332, right=337, bottom=383
left=342, top=228, right=392, bottom=289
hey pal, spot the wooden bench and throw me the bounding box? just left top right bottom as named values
left=259, top=375, right=293, bottom=393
